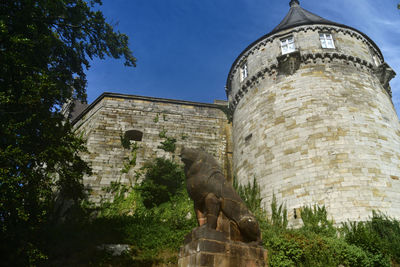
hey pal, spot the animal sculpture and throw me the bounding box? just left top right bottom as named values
left=180, top=147, right=261, bottom=243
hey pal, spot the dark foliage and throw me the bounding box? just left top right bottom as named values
left=137, top=158, right=185, bottom=208
left=41, top=158, right=196, bottom=266
left=342, top=211, right=400, bottom=265
left=233, top=177, right=397, bottom=266
left=0, top=0, right=135, bottom=264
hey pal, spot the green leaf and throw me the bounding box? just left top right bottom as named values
left=1, top=0, right=136, bottom=264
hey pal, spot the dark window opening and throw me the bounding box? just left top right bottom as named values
left=245, top=133, right=253, bottom=144
left=125, top=130, right=143, bottom=142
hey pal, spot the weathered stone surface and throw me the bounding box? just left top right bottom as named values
left=178, top=226, right=267, bottom=267
left=73, top=93, right=232, bottom=203
left=70, top=4, right=400, bottom=231
left=226, top=22, right=400, bottom=226
left=96, top=244, right=130, bottom=256
left=181, top=148, right=261, bottom=243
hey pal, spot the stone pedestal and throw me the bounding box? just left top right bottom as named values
left=178, top=226, right=268, bottom=267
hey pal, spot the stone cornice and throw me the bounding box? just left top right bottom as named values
left=72, top=92, right=228, bottom=126
left=227, top=24, right=383, bottom=93
left=229, top=51, right=393, bottom=111
left=374, top=63, right=396, bottom=97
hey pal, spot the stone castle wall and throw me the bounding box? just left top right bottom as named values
left=72, top=24, right=400, bottom=225
left=227, top=25, right=400, bottom=225
left=73, top=93, right=232, bottom=202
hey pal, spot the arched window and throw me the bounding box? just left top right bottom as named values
left=124, top=130, right=143, bottom=142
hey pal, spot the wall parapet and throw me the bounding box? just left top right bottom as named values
left=72, top=92, right=228, bottom=126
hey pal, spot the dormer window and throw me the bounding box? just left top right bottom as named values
left=240, top=63, right=248, bottom=82
left=319, top=33, right=335, bottom=49
left=281, top=36, right=295, bottom=55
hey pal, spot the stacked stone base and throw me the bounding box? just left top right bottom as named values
left=178, top=226, right=267, bottom=267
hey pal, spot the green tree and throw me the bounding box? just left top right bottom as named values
left=0, top=0, right=135, bottom=265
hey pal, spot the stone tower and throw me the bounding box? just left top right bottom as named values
left=226, top=0, right=399, bottom=224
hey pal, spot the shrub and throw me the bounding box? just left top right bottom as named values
left=158, top=137, right=176, bottom=153
left=369, top=211, right=400, bottom=262
left=137, top=158, right=185, bottom=208
left=233, top=176, right=263, bottom=215
left=43, top=157, right=195, bottom=266
left=270, top=194, right=288, bottom=229
left=233, top=178, right=380, bottom=267
left=301, top=205, right=336, bottom=237
left=42, top=164, right=400, bottom=266
left=262, top=219, right=374, bottom=267
left=341, top=211, right=399, bottom=266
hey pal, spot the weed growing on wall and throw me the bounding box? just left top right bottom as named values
left=181, top=133, right=188, bottom=140
left=153, top=113, right=159, bottom=123
left=158, top=137, right=176, bottom=153
left=157, top=129, right=177, bottom=153
left=99, top=182, right=140, bottom=217
left=121, top=142, right=139, bottom=174
left=120, top=132, right=131, bottom=149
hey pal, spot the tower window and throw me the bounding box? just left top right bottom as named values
left=281, top=36, right=295, bottom=55
left=319, top=33, right=335, bottom=49
left=373, top=55, right=380, bottom=66
left=124, top=130, right=143, bottom=142
left=240, top=63, right=248, bottom=82
left=245, top=133, right=253, bottom=144
left=369, top=48, right=381, bottom=66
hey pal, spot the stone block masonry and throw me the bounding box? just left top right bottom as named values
left=178, top=226, right=267, bottom=267
left=233, top=61, right=400, bottom=226
left=226, top=22, right=400, bottom=226
left=72, top=93, right=232, bottom=203
left=71, top=2, right=400, bottom=229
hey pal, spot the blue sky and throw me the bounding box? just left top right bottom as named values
left=86, top=0, right=400, bottom=113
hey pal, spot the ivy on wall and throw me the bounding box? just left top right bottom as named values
left=158, top=129, right=176, bottom=153
left=121, top=142, right=139, bottom=174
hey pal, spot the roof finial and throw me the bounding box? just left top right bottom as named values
left=290, top=0, right=300, bottom=7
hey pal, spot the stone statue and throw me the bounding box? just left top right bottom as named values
left=180, top=147, right=261, bottom=244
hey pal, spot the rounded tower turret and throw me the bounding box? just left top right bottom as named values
left=226, top=1, right=399, bottom=224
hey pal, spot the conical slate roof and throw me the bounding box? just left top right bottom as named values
left=270, top=0, right=337, bottom=34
